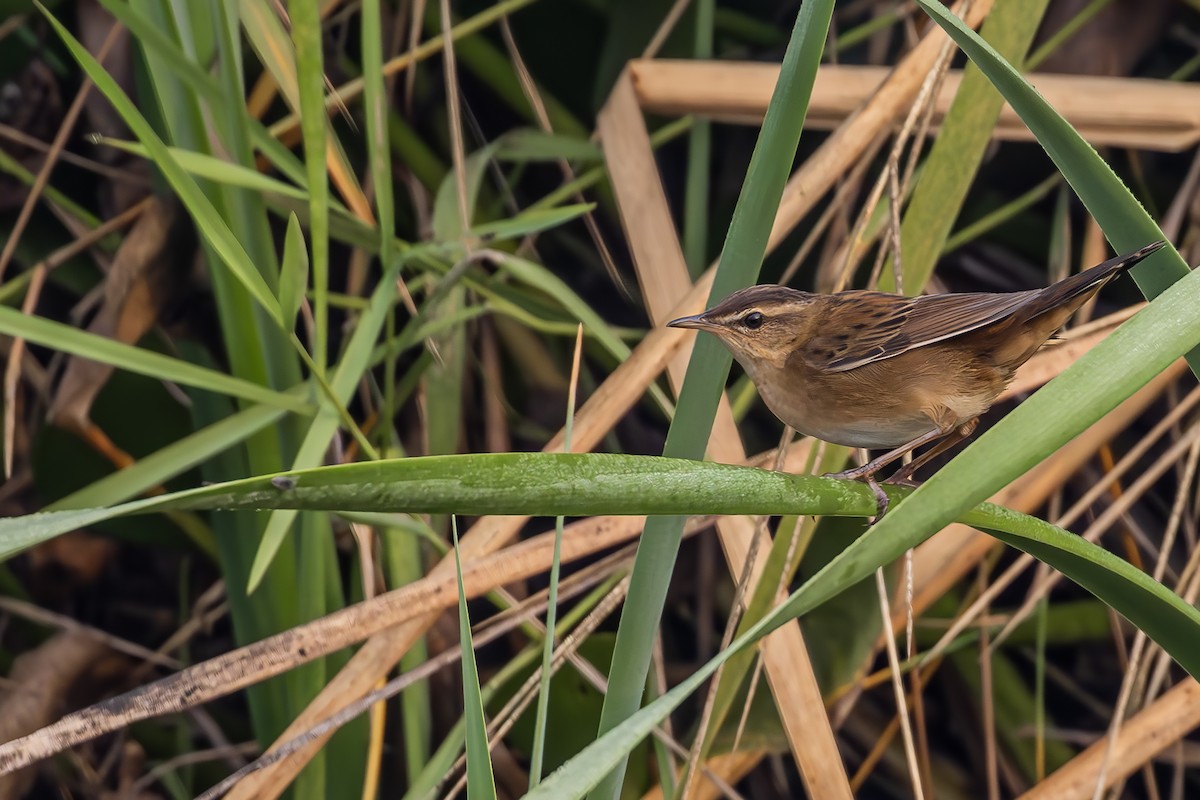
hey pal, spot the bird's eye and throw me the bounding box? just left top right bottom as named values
left=742, top=311, right=765, bottom=330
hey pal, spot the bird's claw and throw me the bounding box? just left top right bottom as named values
left=864, top=474, right=889, bottom=522
left=822, top=470, right=890, bottom=521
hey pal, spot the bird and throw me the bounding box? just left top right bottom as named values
left=667, top=241, right=1165, bottom=516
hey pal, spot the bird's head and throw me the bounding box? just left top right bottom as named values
left=667, top=285, right=817, bottom=370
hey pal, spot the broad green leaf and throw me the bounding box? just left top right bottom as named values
left=3, top=453, right=1197, bottom=675
left=0, top=453, right=936, bottom=560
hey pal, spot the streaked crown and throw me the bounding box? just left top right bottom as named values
left=666, top=284, right=816, bottom=369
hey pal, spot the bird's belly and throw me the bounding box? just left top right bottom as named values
left=755, top=369, right=940, bottom=449
left=785, top=410, right=936, bottom=450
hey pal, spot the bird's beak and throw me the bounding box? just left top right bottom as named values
left=666, top=313, right=715, bottom=330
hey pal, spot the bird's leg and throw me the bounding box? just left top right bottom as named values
left=823, top=427, right=949, bottom=519
left=824, top=426, right=949, bottom=483
left=888, top=419, right=979, bottom=486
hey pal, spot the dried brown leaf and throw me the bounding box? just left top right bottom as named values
left=0, top=631, right=121, bottom=800
left=47, top=198, right=177, bottom=438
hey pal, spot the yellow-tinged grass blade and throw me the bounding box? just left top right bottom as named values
left=238, top=0, right=373, bottom=223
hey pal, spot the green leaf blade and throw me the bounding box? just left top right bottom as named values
left=0, top=305, right=311, bottom=413
left=454, top=519, right=499, bottom=800
left=589, top=2, right=837, bottom=796
left=279, top=213, right=310, bottom=326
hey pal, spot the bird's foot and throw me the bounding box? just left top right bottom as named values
left=823, top=468, right=890, bottom=521
left=884, top=474, right=921, bottom=489
left=865, top=474, right=889, bottom=522
left=824, top=463, right=874, bottom=482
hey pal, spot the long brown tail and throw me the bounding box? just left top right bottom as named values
left=992, top=240, right=1167, bottom=370
left=1031, top=240, right=1165, bottom=313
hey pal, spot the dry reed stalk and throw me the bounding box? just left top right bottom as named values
left=631, top=61, right=1200, bottom=152
left=1017, top=678, right=1200, bottom=799
left=767, top=0, right=994, bottom=255
left=639, top=749, right=767, bottom=800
